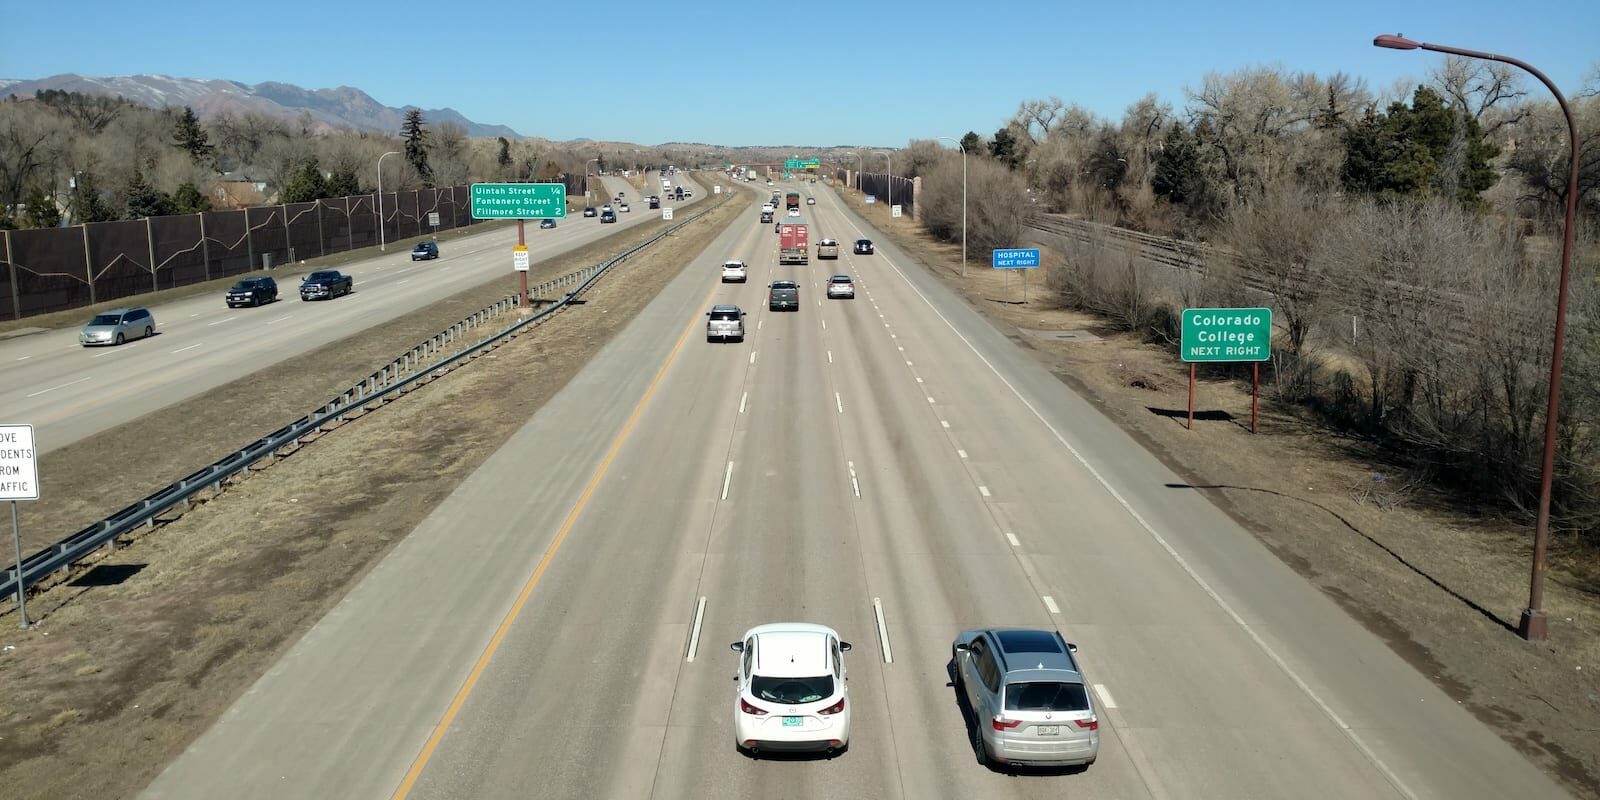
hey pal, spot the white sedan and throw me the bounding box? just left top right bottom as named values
left=721, top=260, right=748, bottom=283
left=731, top=623, right=852, bottom=756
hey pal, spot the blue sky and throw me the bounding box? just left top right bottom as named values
left=3, top=0, right=1595, bottom=148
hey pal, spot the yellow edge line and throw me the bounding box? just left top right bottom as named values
left=390, top=259, right=724, bottom=799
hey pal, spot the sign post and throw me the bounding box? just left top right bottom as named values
left=1, top=423, right=39, bottom=628
left=992, top=248, right=1040, bottom=302
left=1180, top=307, right=1273, bottom=432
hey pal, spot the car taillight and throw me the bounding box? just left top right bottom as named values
left=818, top=697, right=846, bottom=715
left=1074, top=718, right=1099, bottom=731
left=991, top=716, right=1021, bottom=731
left=740, top=698, right=768, bottom=716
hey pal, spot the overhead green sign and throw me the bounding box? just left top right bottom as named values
left=1181, top=307, right=1272, bottom=362
left=470, top=183, right=567, bottom=219
left=783, top=158, right=820, bottom=169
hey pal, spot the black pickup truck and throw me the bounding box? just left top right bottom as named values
left=300, top=270, right=353, bottom=301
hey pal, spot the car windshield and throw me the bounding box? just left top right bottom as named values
left=1004, top=681, right=1091, bottom=712
left=88, top=313, right=122, bottom=326
left=752, top=675, right=834, bottom=704
left=230, top=282, right=254, bottom=291
left=307, top=272, right=337, bottom=281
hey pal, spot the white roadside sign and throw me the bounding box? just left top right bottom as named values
left=0, top=424, right=39, bottom=501
left=891, top=204, right=902, bottom=218
left=513, top=246, right=530, bottom=272
left=663, top=208, right=674, bottom=220
left=428, top=211, right=441, bottom=226
left=714, top=185, right=722, bottom=194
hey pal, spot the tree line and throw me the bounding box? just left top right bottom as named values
left=900, top=60, right=1600, bottom=549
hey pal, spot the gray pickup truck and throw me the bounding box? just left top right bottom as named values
left=768, top=280, right=799, bottom=312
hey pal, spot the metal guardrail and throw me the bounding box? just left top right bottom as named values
left=1, top=180, right=737, bottom=603
left=1024, top=214, right=1485, bottom=347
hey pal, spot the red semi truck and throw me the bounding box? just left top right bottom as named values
left=779, top=220, right=809, bottom=264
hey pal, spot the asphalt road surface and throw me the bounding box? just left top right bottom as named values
left=140, top=177, right=1569, bottom=799
left=0, top=172, right=701, bottom=454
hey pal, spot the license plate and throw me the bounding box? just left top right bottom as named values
left=1036, top=725, right=1060, bottom=736
left=783, top=716, right=803, bottom=727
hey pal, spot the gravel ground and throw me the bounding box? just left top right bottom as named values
left=0, top=178, right=746, bottom=800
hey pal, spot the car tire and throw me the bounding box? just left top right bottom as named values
left=974, top=729, right=992, bottom=767
left=143, top=327, right=153, bottom=339
left=114, top=332, right=124, bottom=345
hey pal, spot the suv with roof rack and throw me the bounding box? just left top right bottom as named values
left=952, top=628, right=1099, bottom=769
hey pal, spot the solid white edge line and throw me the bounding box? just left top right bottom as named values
left=721, top=461, right=734, bottom=500
left=685, top=596, right=708, bottom=662
left=870, top=249, right=1419, bottom=800
left=873, top=597, right=893, bottom=664
left=1006, top=532, right=1021, bottom=547
left=978, top=486, right=991, bottom=498
left=1094, top=683, right=1118, bottom=709
left=739, top=392, right=747, bottom=414
left=1042, top=595, right=1061, bottom=614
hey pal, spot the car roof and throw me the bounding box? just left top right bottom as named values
left=856, top=238, right=872, bottom=243
left=830, top=275, right=852, bottom=281
left=743, top=623, right=839, bottom=678
left=711, top=304, right=742, bottom=312
left=968, top=628, right=1082, bottom=678
left=95, top=307, right=137, bottom=315
left=770, top=280, right=798, bottom=288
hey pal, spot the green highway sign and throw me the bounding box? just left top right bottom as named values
left=783, top=158, right=820, bottom=170
left=1181, top=307, right=1272, bottom=362
left=470, top=183, right=567, bottom=219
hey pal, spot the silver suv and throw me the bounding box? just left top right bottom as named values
left=79, top=307, right=156, bottom=346
left=706, top=304, right=746, bottom=343
left=952, top=628, right=1099, bottom=769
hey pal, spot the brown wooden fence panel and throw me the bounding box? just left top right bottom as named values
left=151, top=214, right=207, bottom=290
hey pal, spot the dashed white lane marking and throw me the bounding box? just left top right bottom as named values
left=398, top=279, right=412, bottom=285
left=1094, top=683, right=1118, bottom=709
left=848, top=461, right=860, bottom=498
left=685, top=596, right=709, bottom=662
left=822, top=319, right=827, bottom=330
left=206, top=317, right=235, bottom=326
left=1042, top=595, right=1061, bottom=614
left=172, top=343, right=203, bottom=354
left=957, top=449, right=968, bottom=459
left=979, top=486, right=991, bottom=498
left=721, top=461, right=734, bottom=500
left=758, top=319, right=764, bottom=330
left=267, top=315, right=293, bottom=325
left=749, top=351, right=756, bottom=365
left=1006, top=532, right=1021, bottom=547
left=189, top=313, right=199, bottom=318
left=873, top=597, right=892, bottom=663
left=927, top=397, right=936, bottom=404
left=25, top=376, right=91, bottom=398
left=916, top=376, right=923, bottom=383
left=940, top=420, right=950, bottom=429
left=906, top=361, right=912, bottom=366
left=827, top=350, right=833, bottom=363
left=14, top=355, right=30, bottom=361
left=890, top=333, right=897, bottom=339
left=739, top=392, right=747, bottom=414
left=897, top=346, right=905, bottom=352
left=835, top=392, right=843, bottom=413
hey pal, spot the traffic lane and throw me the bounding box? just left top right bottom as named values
left=647, top=268, right=901, bottom=800
left=4, top=183, right=711, bottom=452
left=813, top=188, right=1565, bottom=798
left=135, top=179, right=750, bottom=800
left=811, top=268, right=1150, bottom=799
left=399, top=215, right=775, bottom=799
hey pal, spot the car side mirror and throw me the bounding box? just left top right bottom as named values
left=839, top=642, right=852, bottom=652
left=954, top=643, right=972, bottom=653
left=1067, top=642, right=1078, bottom=653
left=729, top=642, right=744, bottom=653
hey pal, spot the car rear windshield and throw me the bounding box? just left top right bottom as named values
left=830, top=277, right=851, bottom=283
left=89, top=313, right=122, bottom=325
left=752, top=675, right=834, bottom=704
left=1004, top=681, right=1090, bottom=712
left=710, top=311, right=740, bottom=321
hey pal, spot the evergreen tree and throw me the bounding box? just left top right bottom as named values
left=123, top=170, right=171, bottom=219
left=22, top=184, right=61, bottom=228
left=496, top=137, right=513, bottom=171
left=326, top=166, right=361, bottom=197
left=401, top=109, right=432, bottom=184
left=69, top=175, right=117, bottom=223
left=959, top=131, right=983, bottom=155
left=281, top=157, right=331, bottom=203
left=1340, top=86, right=1500, bottom=205
left=172, top=106, right=215, bottom=165
left=171, top=180, right=212, bottom=214
left=989, top=127, right=1019, bottom=165
left=1152, top=123, right=1204, bottom=205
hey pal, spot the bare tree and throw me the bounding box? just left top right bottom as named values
left=0, top=103, right=58, bottom=209
left=1431, top=55, right=1529, bottom=137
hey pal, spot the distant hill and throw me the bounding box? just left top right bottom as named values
left=0, top=73, right=523, bottom=139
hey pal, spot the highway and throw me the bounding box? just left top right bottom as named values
left=0, top=172, right=701, bottom=454
left=139, top=177, right=1569, bottom=799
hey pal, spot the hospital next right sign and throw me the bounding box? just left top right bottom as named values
left=1181, top=307, right=1272, bottom=362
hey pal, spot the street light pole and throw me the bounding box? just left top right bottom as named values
left=1374, top=33, right=1582, bottom=642
left=938, top=136, right=968, bottom=277
left=376, top=151, right=400, bottom=251
left=876, top=151, right=893, bottom=224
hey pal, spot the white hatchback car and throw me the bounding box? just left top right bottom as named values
left=731, top=623, right=852, bottom=756
left=721, top=260, right=748, bottom=283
